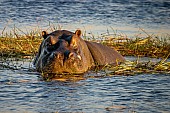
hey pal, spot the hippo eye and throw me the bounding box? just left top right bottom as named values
left=45, top=42, right=55, bottom=52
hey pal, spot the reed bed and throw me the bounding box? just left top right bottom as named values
left=103, top=59, right=170, bottom=76
left=111, top=36, right=170, bottom=58
left=0, top=37, right=42, bottom=58
left=1, top=30, right=169, bottom=58
left=0, top=26, right=169, bottom=77
left=96, top=29, right=170, bottom=58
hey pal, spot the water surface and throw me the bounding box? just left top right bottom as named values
left=0, top=1, right=170, bottom=112
left=0, top=57, right=170, bottom=112
left=0, top=0, right=170, bottom=37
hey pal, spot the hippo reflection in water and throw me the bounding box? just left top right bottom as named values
left=33, top=30, right=125, bottom=77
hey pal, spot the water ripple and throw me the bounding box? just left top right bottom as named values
left=0, top=0, right=170, bottom=36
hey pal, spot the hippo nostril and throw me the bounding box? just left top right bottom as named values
left=53, top=52, right=62, bottom=59
left=53, top=52, right=64, bottom=66
left=64, top=50, right=71, bottom=59
left=68, top=52, right=74, bottom=58
left=57, top=54, right=61, bottom=59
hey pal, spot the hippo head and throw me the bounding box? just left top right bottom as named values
left=34, top=30, right=94, bottom=76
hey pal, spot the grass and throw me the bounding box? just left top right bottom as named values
left=0, top=37, right=42, bottom=58
left=95, top=28, right=170, bottom=58
left=116, top=36, right=170, bottom=58
left=1, top=28, right=170, bottom=58
left=0, top=26, right=169, bottom=78
left=0, top=25, right=42, bottom=58
left=0, top=22, right=60, bottom=58
left=104, top=58, right=170, bottom=76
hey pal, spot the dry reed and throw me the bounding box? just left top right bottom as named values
left=0, top=25, right=169, bottom=79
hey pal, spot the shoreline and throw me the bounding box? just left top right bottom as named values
left=0, top=29, right=169, bottom=76
left=0, top=30, right=169, bottom=59
left=1, top=22, right=170, bottom=38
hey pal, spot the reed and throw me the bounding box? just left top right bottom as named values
left=99, top=30, right=170, bottom=58
left=0, top=36, right=42, bottom=58
left=0, top=25, right=169, bottom=78
left=102, top=59, right=170, bottom=76
left=0, top=25, right=42, bottom=58
left=1, top=25, right=169, bottom=58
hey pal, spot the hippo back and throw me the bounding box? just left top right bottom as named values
left=85, top=41, right=125, bottom=65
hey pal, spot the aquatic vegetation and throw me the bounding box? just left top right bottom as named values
left=98, top=29, right=170, bottom=58
left=0, top=37, right=42, bottom=57
left=1, top=25, right=169, bottom=58
left=104, top=59, right=170, bottom=76
left=121, top=36, right=170, bottom=58
left=0, top=27, right=169, bottom=78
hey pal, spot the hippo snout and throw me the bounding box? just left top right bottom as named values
left=64, top=50, right=72, bottom=59
left=52, top=51, right=76, bottom=60
left=49, top=50, right=81, bottom=67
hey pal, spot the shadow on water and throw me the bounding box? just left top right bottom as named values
left=0, top=57, right=170, bottom=112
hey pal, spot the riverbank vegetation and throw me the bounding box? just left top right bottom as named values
left=0, top=27, right=169, bottom=76
left=0, top=28, right=170, bottom=58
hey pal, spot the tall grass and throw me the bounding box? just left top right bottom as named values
left=0, top=25, right=169, bottom=78
left=0, top=24, right=42, bottom=58
left=98, top=29, right=170, bottom=58
left=0, top=36, right=42, bottom=58
left=1, top=24, right=169, bottom=58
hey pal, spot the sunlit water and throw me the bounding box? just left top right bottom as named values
left=0, top=57, right=170, bottom=112
left=0, top=0, right=170, bottom=37
left=0, top=0, right=170, bottom=112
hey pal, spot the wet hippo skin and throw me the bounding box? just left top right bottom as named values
left=33, top=30, right=125, bottom=76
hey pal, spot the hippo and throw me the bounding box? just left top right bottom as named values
left=33, top=30, right=125, bottom=78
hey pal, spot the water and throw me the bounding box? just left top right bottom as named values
left=0, top=57, right=170, bottom=112
left=0, top=0, right=170, bottom=37
left=0, top=0, right=170, bottom=112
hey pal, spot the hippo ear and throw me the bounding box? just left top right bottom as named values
left=75, top=30, right=81, bottom=37
left=70, top=30, right=81, bottom=47
left=42, top=31, right=48, bottom=39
